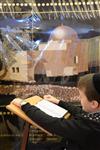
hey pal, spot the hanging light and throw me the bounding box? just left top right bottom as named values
left=16, top=3, right=20, bottom=6
left=12, top=3, right=15, bottom=6
left=24, top=3, right=28, bottom=6
left=74, top=2, right=78, bottom=5
left=8, top=3, right=11, bottom=6
left=70, top=2, right=73, bottom=6
left=66, top=3, right=69, bottom=6
left=33, top=3, right=36, bottom=6
left=29, top=3, right=32, bottom=6
left=82, top=2, right=86, bottom=5
left=87, top=2, right=90, bottom=5
left=78, top=2, right=81, bottom=5
left=46, top=3, right=49, bottom=6
left=62, top=3, right=65, bottom=6
left=54, top=3, right=57, bottom=6
left=50, top=3, right=53, bottom=6
left=37, top=3, right=41, bottom=6
left=95, top=1, right=98, bottom=4
left=91, top=2, right=94, bottom=5
left=42, top=3, right=45, bottom=6
left=58, top=3, right=61, bottom=6
left=20, top=3, right=24, bottom=6
left=3, top=3, right=7, bottom=6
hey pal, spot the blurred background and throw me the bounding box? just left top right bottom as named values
left=0, top=0, right=100, bottom=149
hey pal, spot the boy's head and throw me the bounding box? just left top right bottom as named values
left=77, top=73, right=100, bottom=112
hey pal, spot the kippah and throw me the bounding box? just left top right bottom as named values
left=93, top=73, right=100, bottom=95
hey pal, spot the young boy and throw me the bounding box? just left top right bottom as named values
left=11, top=73, right=100, bottom=150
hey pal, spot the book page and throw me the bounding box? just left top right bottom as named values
left=35, top=99, right=68, bottom=118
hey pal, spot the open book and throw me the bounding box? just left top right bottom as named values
left=35, top=99, right=68, bottom=118
left=6, top=96, right=70, bottom=135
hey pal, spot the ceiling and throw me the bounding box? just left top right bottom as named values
left=0, top=0, right=99, bottom=20
left=0, top=0, right=100, bottom=38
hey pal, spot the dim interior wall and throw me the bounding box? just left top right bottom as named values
left=33, top=50, right=76, bottom=77
left=24, top=37, right=100, bottom=79
left=77, top=40, right=88, bottom=73
left=43, top=50, right=75, bottom=76
left=39, top=41, right=67, bottom=51
left=2, top=36, right=100, bottom=82
left=34, top=41, right=80, bottom=77
left=32, top=39, right=89, bottom=77
left=88, top=37, right=100, bottom=68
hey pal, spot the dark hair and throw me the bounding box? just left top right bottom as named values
left=77, top=73, right=100, bottom=103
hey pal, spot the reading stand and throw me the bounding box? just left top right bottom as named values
left=6, top=96, right=70, bottom=150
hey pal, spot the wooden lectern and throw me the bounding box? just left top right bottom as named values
left=6, top=96, right=70, bottom=150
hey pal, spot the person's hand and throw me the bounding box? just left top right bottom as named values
left=11, top=98, right=23, bottom=108
left=43, top=95, right=60, bottom=104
